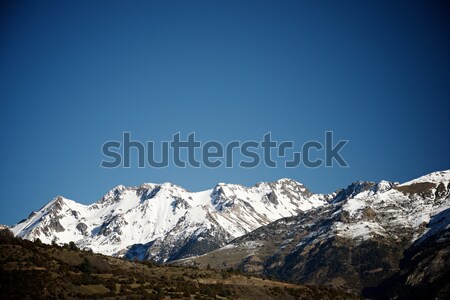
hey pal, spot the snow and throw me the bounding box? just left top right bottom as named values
left=343, top=198, right=366, bottom=216
left=334, top=221, right=386, bottom=240
left=10, top=170, right=450, bottom=261
left=398, top=170, right=450, bottom=186
left=11, top=179, right=327, bottom=259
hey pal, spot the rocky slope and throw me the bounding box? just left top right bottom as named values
left=175, top=171, right=450, bottom=294
left=363, top=209, right=450, bottom=299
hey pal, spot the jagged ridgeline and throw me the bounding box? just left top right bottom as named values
left=175, top=171, right=450, bottom=298
left=11, top=179, right=328, bottom=262
left=7, top=170, right=450, bottom=298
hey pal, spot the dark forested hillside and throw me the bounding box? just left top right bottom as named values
left=0, top=229, right=359, bottom=300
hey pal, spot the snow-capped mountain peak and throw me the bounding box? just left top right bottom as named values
left=177, top=170, right=450, bottom=292
left=11, top=179, right=326, bottom=262
left=10, top=171, right=450, bottom=264
left=397, top=170, right=450, bottom=186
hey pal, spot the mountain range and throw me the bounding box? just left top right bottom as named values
left=9, top=170, right=450, bottom=297
left=11, top=178, right=328, bottom=262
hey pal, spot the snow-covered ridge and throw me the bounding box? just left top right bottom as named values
left=336, top=170, right=450, bottom=242
left=398, top=170, right=450, bottom=186
left=10, top=178, right=328, bottom=262
left=10, top=170, right=450, bottom=262
left=178, top=170, right=450, bottom=289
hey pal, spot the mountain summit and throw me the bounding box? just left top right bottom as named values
left=176, top=170, right=450, bottom=295
left=10, top=170, right=450, bottom=273
left=11, top=179, right=328, bottom=262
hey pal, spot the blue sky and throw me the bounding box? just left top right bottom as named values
left=1, top=0, right=449, bottom=225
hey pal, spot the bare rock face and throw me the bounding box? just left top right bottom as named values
left=332, top=181, right=376, bottom=203
left=211, top=185, right=236, bottom=210
left=266, top=191, right=279, bottom=205
left=48, top=218, right=65, bottom=233
left=76, top=222, right=88, bottom=235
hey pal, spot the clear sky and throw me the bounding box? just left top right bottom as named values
left=1, top=0, right=449, bottom=225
